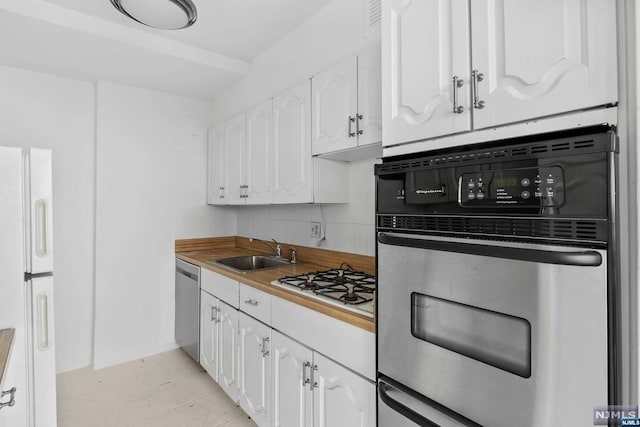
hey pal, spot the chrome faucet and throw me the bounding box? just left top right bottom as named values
left=249, top=238, right=283, bottom=259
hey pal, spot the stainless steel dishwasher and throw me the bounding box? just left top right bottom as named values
left=175, top=259, right=200, bottom=362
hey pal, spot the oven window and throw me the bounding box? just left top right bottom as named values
left=411, top=293, right=531, bottom=378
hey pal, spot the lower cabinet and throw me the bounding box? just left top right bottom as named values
left=200, top=289, right=239, bottom=402
left=200, top=277, right=375, bottom=427
left=272, top=330, right=376, bottom=427
left=239, top=312, right=272, bottom=427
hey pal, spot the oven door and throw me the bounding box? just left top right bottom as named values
left=377, top=232, right=608, bottom=427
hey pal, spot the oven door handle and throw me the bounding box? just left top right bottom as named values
left=378, top=233, right=602, bottom=267
left=378, top=379, right=482, bottom=426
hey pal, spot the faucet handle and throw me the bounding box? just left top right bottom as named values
left=290, top=248, right=297, bottom=264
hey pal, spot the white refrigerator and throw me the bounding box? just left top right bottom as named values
left=0, top=147, right=57, bottom=427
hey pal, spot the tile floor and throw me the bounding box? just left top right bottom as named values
left=56, top=348, right=257, bottom=427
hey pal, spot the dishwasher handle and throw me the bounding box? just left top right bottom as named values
left=176, top=267, right=198, bottom=281
left=378, top=233, right=602, bottom=267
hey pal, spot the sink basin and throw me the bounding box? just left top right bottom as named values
left=208, top=255, right=290, bottom=272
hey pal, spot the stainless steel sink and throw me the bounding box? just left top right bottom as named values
left=207, top=255, right=290, bottom=273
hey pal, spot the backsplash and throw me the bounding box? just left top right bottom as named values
left=236, top=158, right=379, bottom=256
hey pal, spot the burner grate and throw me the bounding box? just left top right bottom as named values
left=278, top=266, right=377, bottom=306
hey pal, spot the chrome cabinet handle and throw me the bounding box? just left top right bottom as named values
left=211, top=306, right=221, bottom=323
left=452, top=76, right=464, bottom=114
left=218, top=186, right=224, bottom=199
left=472, top=69, right=485, bottom=109
left=356, top=114, right=363, bottom=135
left=0, top=387, right=16, bottom=410
left=261, top=337, right=270, bottom=357
left=348, top=116, right=356, bottom=137
left=302, top=362, right=311, bottom=387
left=244, top=299, right=259, bottom=307
left=240, top=184, right=249, bottom=198
left=310, top=364, right=318, bottom=390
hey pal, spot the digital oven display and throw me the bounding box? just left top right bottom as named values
left=458, top=166, right=565, bottom=208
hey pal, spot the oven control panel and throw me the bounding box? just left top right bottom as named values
left=458, top=167, right=565, bottom=208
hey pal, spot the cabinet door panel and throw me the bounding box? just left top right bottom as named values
left=207, top=123, right=226, bottom=204
left=273, top=81, right=313, bottom=203
left=239, top=313, right=271, bottom=427
left=471, top=0, right=617, bottom=128
left=224, top=113, right=246, bottom=204
left=218, top=301, right=239, bottom=402
left=313, top=353, right=376, bottom=427
left=272, top=331, right=313, bottom=427
left=312, top=57, right=358, bottom=155
left=200, top=291, right=218, bottom=380
left=246, top=100, right=273, bottom=204
left=382, top=0, right=471, bottom=146
left=357, top=44, right=382, bottom=147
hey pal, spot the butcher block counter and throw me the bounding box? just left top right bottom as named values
left=175, top=236, right=375, bottom=332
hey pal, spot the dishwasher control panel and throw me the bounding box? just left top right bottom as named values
left=458, top=167, right=565, bottom=208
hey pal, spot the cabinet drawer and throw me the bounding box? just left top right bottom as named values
left=271, top=295, right=375, bottom=380
left=239, top=284, right=271, bottom=324
left=201, top=269, right=239, bottom=308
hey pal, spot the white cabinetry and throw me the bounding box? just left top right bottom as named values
left=382, top=0, right=617, bottom=147
left=200, top=290, right=218, bottom=380
left=239, top=312, right=272, bottom=427
left=198, top=270, right=374, bottom=427
left=245, top=100, right=274, bottom=204
left=206, top=122, right=226, bottom=204
left=272, top=331, right=313, bottom=427
left=207, top=82, right=348, bottom=205
left=312, top=45, right=382, bottom=157
left=224, top=113, right=247, bottom=204
left=199, top=269, right=240, bottom=402
left=272, top=331, right=375, bottom=427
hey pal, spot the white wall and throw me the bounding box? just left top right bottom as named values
left=93, top=81, right=230, bottom=369
left=212, top=0, right=380, bottom=256
left=0, top=66, right=96, bottom=373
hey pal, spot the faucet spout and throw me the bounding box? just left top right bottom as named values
left=249, top=238, right=283, bottom=258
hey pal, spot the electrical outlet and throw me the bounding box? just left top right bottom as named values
left=310, top=222, right=322, bottom=238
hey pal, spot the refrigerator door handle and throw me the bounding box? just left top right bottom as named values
left=35, top=200, right=48, bottom=258
left=36, top=293, right=50, bottom=351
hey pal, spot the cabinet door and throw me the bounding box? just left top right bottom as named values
left=311, top=57, right=358, bottom=155
left=200, top=290, right=218, bottom=380
left=356, top=44, right=382, bottom=147
left=470, top=0, right=617, bottom=129
left=218, top=301, right=239, bottom=402
left=272, top=331, right=313, bottom=427
left=382, top=0, right=471, bottom=146
left=273, top=80, right=314, bottom=204
left=312, top=353, right=376, bottom=427
left=206, top=123, right=226, bottom=204
left=224, top=113, right=247, bottom=204
left=239, top=313, right=272, bottom=427
left=246, top=100, right=274, bottom=204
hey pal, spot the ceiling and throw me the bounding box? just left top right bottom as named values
left=0, top=0, right=333, bottom=99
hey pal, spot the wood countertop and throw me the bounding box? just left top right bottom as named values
left=176, top=237, right=375, bottom=333
left=0, top=328, right=15, bottom=389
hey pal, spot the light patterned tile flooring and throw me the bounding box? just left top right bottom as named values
left=56, top=349, right=256, bottom=427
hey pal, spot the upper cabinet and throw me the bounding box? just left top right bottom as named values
left=208, top=81, right=348, bottom=206
left=382, top=0, right=618, bottom=147
left=246, top=101, right=274, bottom=205
left=312, top=45, right=383, bottom=157
left=273, top=80, right=314, bottom=203
left=207, top=122, right=226, bottom=204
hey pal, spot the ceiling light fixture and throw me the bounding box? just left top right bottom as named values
left=110, top=0, right=197, bottom=30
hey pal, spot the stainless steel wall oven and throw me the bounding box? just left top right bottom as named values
left=375, top=126, right=620, bottom=426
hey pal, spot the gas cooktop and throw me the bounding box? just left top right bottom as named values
left=272, top=264, right=376, bottom=317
